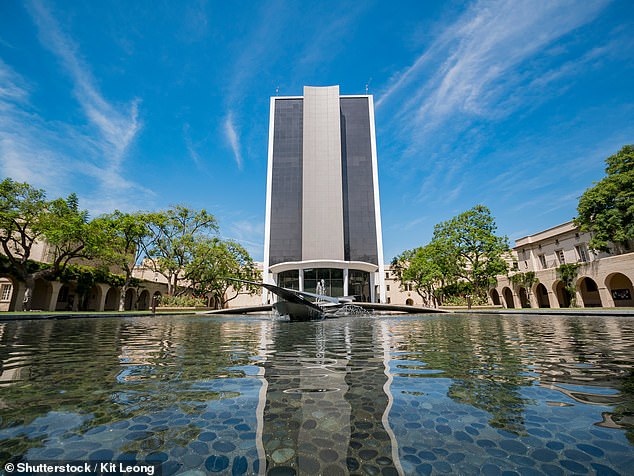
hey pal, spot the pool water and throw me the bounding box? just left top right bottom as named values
left=1, top=314, right=633, bottom=475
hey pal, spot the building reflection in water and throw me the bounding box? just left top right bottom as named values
left=257, top=318, right=403, bottom=475
left=253, top=314, right=634, bottom=474
left=1, top=314, right=633, bottom=475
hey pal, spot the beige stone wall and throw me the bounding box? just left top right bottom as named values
left=0, top=277, right=14, bottom=312
left=493, top=251, right=634, bottom=309
left=382, top=267, right=426, bottom=307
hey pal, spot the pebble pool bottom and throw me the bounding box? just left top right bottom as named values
left=0, top=313, right=633, bottom=475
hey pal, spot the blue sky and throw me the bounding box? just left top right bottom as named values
left=1, top=0, right=633, bottom=262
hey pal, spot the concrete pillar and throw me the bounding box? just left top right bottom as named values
left=512, top=290, right=520, bottom=308
left=97, top=284, right=110, bottom=311
left=549, top=291, right=561, bottom=308
left=598, top=286, right=613, bottom=308
left=574, top=290, right=583, bottom=308
left=10, top=281, right=26, bottom=312
left=47, top=281, right=64, bottom=311
left=302, top=86, right=345, bottom=261
left=343, top=268, right=349, bottom=297
left=528, top=290, right=538, bottom=309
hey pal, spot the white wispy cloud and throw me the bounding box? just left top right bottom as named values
left=224, top=112, right=243, bottom=170
left=0, top=60, right=29, bottom=104
left=376, top=0, right=609, bottom=209
left=0, top=59, right=81, bottom=193
left=183, top=123, right=203, bottom=168
left=0, top=0, right=152, bottom=214
left=381, top=0, right=608, bottom=126
left=225, top=219, right=264, bottom=260
left=27, top=0, right=141, bottom=169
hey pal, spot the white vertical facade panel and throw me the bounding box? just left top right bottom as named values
left=302, top=86, right=345, bottom=260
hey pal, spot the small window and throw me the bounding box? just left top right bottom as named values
left=385, top=272, right=390, bottom=279
left=556, top=249, right=565, bottom=265
left=387, top=297, right=391, bottom=304
left=0, top=284, right=12, bottom=301
left=538, top=255, right=547, bottom=269
left=512, top=262, right=519, bottom=271
left=386, top=285, right=390, bottom=292
left=575, top=245, right=588, bottom=262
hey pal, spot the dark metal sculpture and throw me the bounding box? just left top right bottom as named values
left=230, top=279, right=358, bottom=321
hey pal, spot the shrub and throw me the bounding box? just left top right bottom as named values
left=158, top=294, right=206, bottom=307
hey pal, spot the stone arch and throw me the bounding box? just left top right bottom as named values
left=405, top=298, right=414, bottom=306
left=104, top=288, right=120, bottom=311
left=55, top=283, right=78, bottom=311
left=554, top=281, right=571, bottom=308
left=490, top=289, right=501, bottom=306
left=605, top=273, right=634, bottom=307
left=124, top=288, right=137, bottom=311
left=502, top=287, right=515, bottom=308
left=137, top=290, right=150, bottom=310
left=518, top=287, right=530, bottom=308
left=83, top=285, right=103, bottom=311
left=577, top=277, right=602, bottom=308
left=534, top=283, right=550, bottom=308
left=32, top=279, right=53, bottom=311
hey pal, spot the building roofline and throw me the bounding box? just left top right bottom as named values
left=271, top=94, right=373, bottom=100
left=514, top=220, right=577, bottom=247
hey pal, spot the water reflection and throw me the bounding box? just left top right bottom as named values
left=0, top=314, right=633, bottom=474
left=259, top=319, right=401, bottom=474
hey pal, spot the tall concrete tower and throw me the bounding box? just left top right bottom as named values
left=263, top=86, right=385, bottom=303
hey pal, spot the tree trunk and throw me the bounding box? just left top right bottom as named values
left=23, top=275, right=34, bottom=311
left=119, top=286, right=127, bottom=311
left=22, top=268, right=55, bottom=311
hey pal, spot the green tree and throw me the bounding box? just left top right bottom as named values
left=0, top=178, right=48, bottom=280
left=391, top=242, right=455, bottom=307
left=557, top=263, right=580, bottom=308
left=431, top=205, right=509, bottom=300
left=0, top=180, right=98, bottom=309
left=509, top=271, right=538, bottom=308
left=92, top=211, right=151, bottom=311
left=145, top=205, right=218, bottom=296
left=185, top=238, right=260, bottom=309
left=575, top=145, right=634, bottom=252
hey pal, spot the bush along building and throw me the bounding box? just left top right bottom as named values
left=0, top=238, right=166, bottom=313
left=491, top=221, right=634, bottom=309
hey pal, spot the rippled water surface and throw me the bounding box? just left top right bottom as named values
left=1, top=313, right=634, bottom=475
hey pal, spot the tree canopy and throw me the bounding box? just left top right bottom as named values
left=431, top=205, right=509, bottom=298
left=391, top=242, right=452, bottom=307
left=0, top=180, right=101, bottom=309
left=392, top=205, right=509, bottom=305
left=0, top=178, right=260, bottom=310
left=575, top=144, right=634, bottom=252
left=0, top=178, right=47, bottom=274
left=92, top=210, right=151, bottom=310
left=145, top=205, right=219, bottom=296
left=185, top=238, right=261, bottom=309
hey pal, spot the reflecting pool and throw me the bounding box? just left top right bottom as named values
left=1, top=314, right=633, bottom=475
